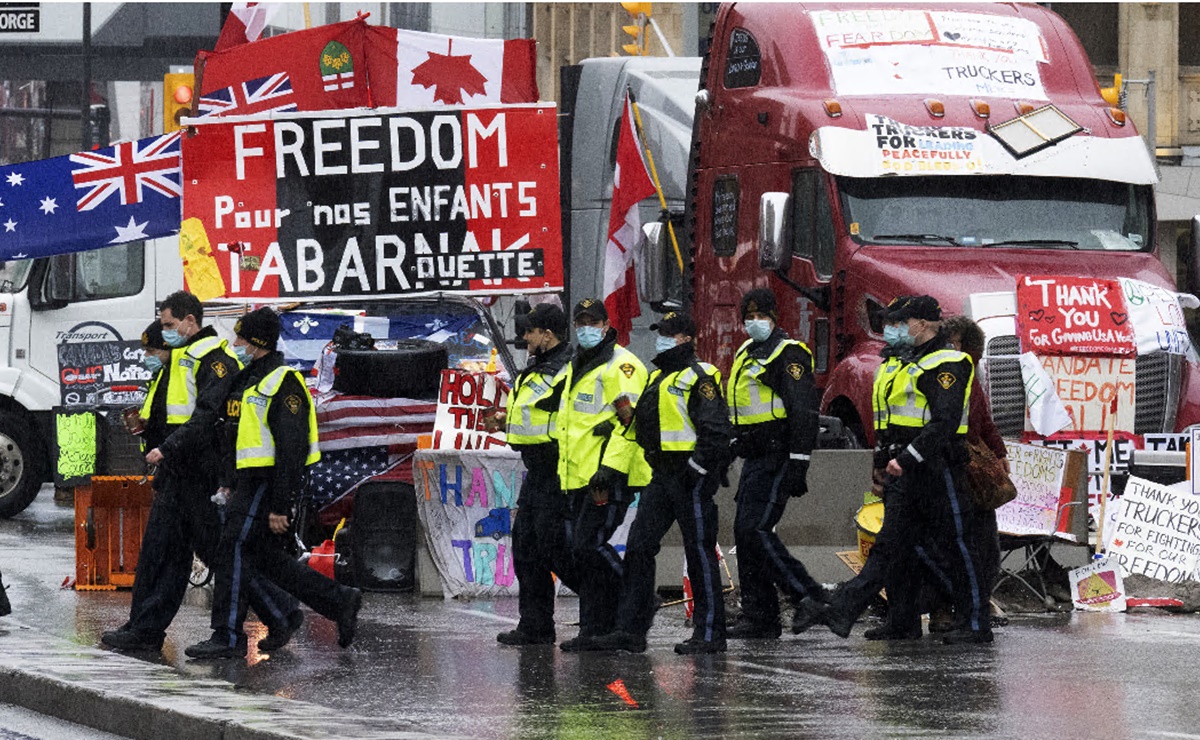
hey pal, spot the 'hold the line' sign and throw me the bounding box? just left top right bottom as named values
left=182, top=104, right=563, bottom=300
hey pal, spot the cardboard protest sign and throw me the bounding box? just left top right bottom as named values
left=1070, top=556, right=1126, bottom=612
left=997, top=443, right=1085, bottom=539
left=414, top=448, right=637, bottom=598
left=1118, top=277, right=1198, bottom=358
left=1109, top=476, right=1200, bottom=584
left=433, top=369, right=508, bottom=450
left=53, top=409, right=98, bottom=486
left=1016, top=275, right=1135, bottom=356
left=182, top=104, right=563, bottom=300
left=1036, top=354, right=1135, bottom=433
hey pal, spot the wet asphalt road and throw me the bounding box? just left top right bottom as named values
left=3, top=488, right=1200, bottom=739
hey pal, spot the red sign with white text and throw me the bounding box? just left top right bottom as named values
left=1016, top=275, right=1135, bottom=355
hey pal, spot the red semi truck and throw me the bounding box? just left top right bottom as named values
left=638, top=2, right=1200, bottom=446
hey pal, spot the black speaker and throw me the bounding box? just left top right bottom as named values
left=350, top=480, right=418, bottom=592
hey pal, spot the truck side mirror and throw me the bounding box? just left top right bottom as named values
left=31, top=254, right=73, bottom=311
left=636, top=221, right=668, bottom=305
left=758, top=192, right=792, bottom=270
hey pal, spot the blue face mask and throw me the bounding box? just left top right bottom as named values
left=162, top=328, right=186, bottom=348
left=577, top=325, right=604, bottom=350
left=655, top=335, right=679, bottom=354
left=883, top=324, right=913, bottom=347
left=233, top=345, right=253, bottom=364
left=744, top=319, right=772, bottom=343
left=143, top=354, right=163, bottom=374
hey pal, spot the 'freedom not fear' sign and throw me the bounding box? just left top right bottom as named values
left=181, top=104, right=563, bottom=300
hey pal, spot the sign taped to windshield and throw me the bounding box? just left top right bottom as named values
left=181, top=105, right=563, bottom=300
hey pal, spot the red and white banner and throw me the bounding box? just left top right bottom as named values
left=196, top=18, right=370, bottom=115
left=365, top=26, right=538, bottom=108
left=603, top=93, right=657, bottom=345
left=433, top=370, right=508, bottom=450
left=1016, top=275, right=1136, bottom=355
left=181, top=105, right=563, bottom=300
left=214, top=2, right=279, bottom=51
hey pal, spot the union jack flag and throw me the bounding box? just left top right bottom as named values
left=68, top=132, right=182, bottom=212
left=198, top=72, right=298, bottom=117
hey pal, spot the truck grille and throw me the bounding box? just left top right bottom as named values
left=982, top=335, right=1181, bottom=437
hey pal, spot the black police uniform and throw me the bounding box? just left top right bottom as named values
left=109, top=326, right=298, bottom=649
left=608, top=340, right=733, bottom=651
left=203, top=351, right=357, bottom=652
left=731, top=327, right=825, bottom=636
left=502, top=339, right=577, bottom=643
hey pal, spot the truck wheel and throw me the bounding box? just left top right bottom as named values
left=0, top=414, right=43, bottom=519
left=333, top=340, right=449, bottom=398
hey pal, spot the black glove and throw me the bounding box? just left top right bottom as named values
left=782, top=458, right=809, bottom=498
left=588, top=465, right=624, bottom=505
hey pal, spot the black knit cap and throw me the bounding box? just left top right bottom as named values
left=517, top=303, right=567, bottom=335
left=141, top=319, right=168, bottom=350
left=887, top=295, right=941, bottom=322
left=234, top=307, right=280, bottom=350
left=572, top=297, right=608, bottom=322
left=740, top=288, right=778, bottom=321
left=650, top=310, right=696, bottom=337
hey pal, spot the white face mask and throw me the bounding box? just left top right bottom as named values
left=655, top=335, right=679, bottom=354
left=744, top=319, right=772, bottom=342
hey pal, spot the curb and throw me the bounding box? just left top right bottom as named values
left=0, top=621, right=439, bottom=740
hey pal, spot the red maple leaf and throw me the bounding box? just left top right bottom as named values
left=411, top=41, right=488, bottom=105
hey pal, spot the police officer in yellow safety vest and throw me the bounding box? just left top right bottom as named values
left=553, top=298, right=649, bottom=653
left=592, top=311, right=733, bottom=655
left=187, top=308, right=363, bottom=660
left=727, top=288, right=827, bottom=640
left=817, top=296, right=991, bottom=645
left=102, top=296, right=300, bottom=655
left=492, top=303, right=580, bottom=647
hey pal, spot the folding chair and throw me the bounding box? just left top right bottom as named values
left=994, top=500, right=1083, bottom=607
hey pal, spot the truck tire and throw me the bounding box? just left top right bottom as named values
left=333, top=340, right=449, bottom=398
left=0, top=413, right=43, bottom=519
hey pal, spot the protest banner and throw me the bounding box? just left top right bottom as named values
left=1109, top=475, right=1200, bottom=583
left=1118, top=277, right=1199, bottom=358
left=413, top=448, right=637, bottom=598
left=181, top=105, right=563, bottom=300
left=1036, top=354, right=1135, bottom=433
left=57, top=340, right=150, bottom=407
left=1069, top=556, right=1126, bottom=611
left=997, top=442, right=1085, bottom=539
left=1016, top=275, right=1135, bottom=356
left=432, top=369, right=508, bottom=450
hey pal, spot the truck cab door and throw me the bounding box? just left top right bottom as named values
left=25, top=240, right=159, bottom=403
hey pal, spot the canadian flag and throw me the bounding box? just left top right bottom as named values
left=364, top=26, right=538, bottom=107
left=603, top=93, right=657, bottom=345
left=214, top=2, right=279, bottom=51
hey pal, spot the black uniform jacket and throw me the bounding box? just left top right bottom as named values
left=634, top=342, right=732, bottom=476
left=886, top=330, right=973, bottom=472
left=733, top=327, right=818, bottom=458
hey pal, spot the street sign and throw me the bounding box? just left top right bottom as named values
left=0, top=4, right=39, bottom=33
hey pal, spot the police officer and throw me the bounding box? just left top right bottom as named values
left=102, top=300, right=300, bottom=654
left=494, top=303, right=578, bottom=646
left=819, top=296, right=991, bottom=644
left=727, top=288, right=826, bottom=639
left=592, top=311, right=733, bottom=654
left=186, top=308, right=362, bottom=659
left=554, top=298, right=649, bottom=652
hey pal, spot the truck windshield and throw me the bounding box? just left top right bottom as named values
left=839, top=175, right=1152, bottom=251
left=0, top=259, right=32, bottom=292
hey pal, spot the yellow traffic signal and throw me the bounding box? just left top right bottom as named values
left=620, top=2, right=651, bottom=56
left=163, top=72, right=195, bottom=133
left=1100, top=72, right=1122, bottom=107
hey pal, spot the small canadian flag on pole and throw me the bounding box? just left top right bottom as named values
left=603, top=92, right=657, bottom=345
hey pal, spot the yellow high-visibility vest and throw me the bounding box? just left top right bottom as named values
left=235, top=366, right=320, bottom=469
left=505, top=365, right=561, bottom=446
left=165, top=336, right=239, bottom=424
left=871, top=356, right=906, bottom=433
left=886, top=349, right=973, bottom=434
left=651, top=363, right=722, bottom=452
left=728, top=338, right=809, bottom=428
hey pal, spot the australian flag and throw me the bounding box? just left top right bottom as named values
left=0, top=132, right=181, bottom=260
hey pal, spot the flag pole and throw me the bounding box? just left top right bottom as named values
left=630, top=94, right=685, bottom=274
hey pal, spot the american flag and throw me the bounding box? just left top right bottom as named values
left=198, top=72, right=299, bottom=117
left=309, top=392, right=436, bottom=519
left=69, top=132, right=182, bottom=212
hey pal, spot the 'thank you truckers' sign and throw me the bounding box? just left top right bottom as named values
left=181, top=104, right=563, bottom=300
